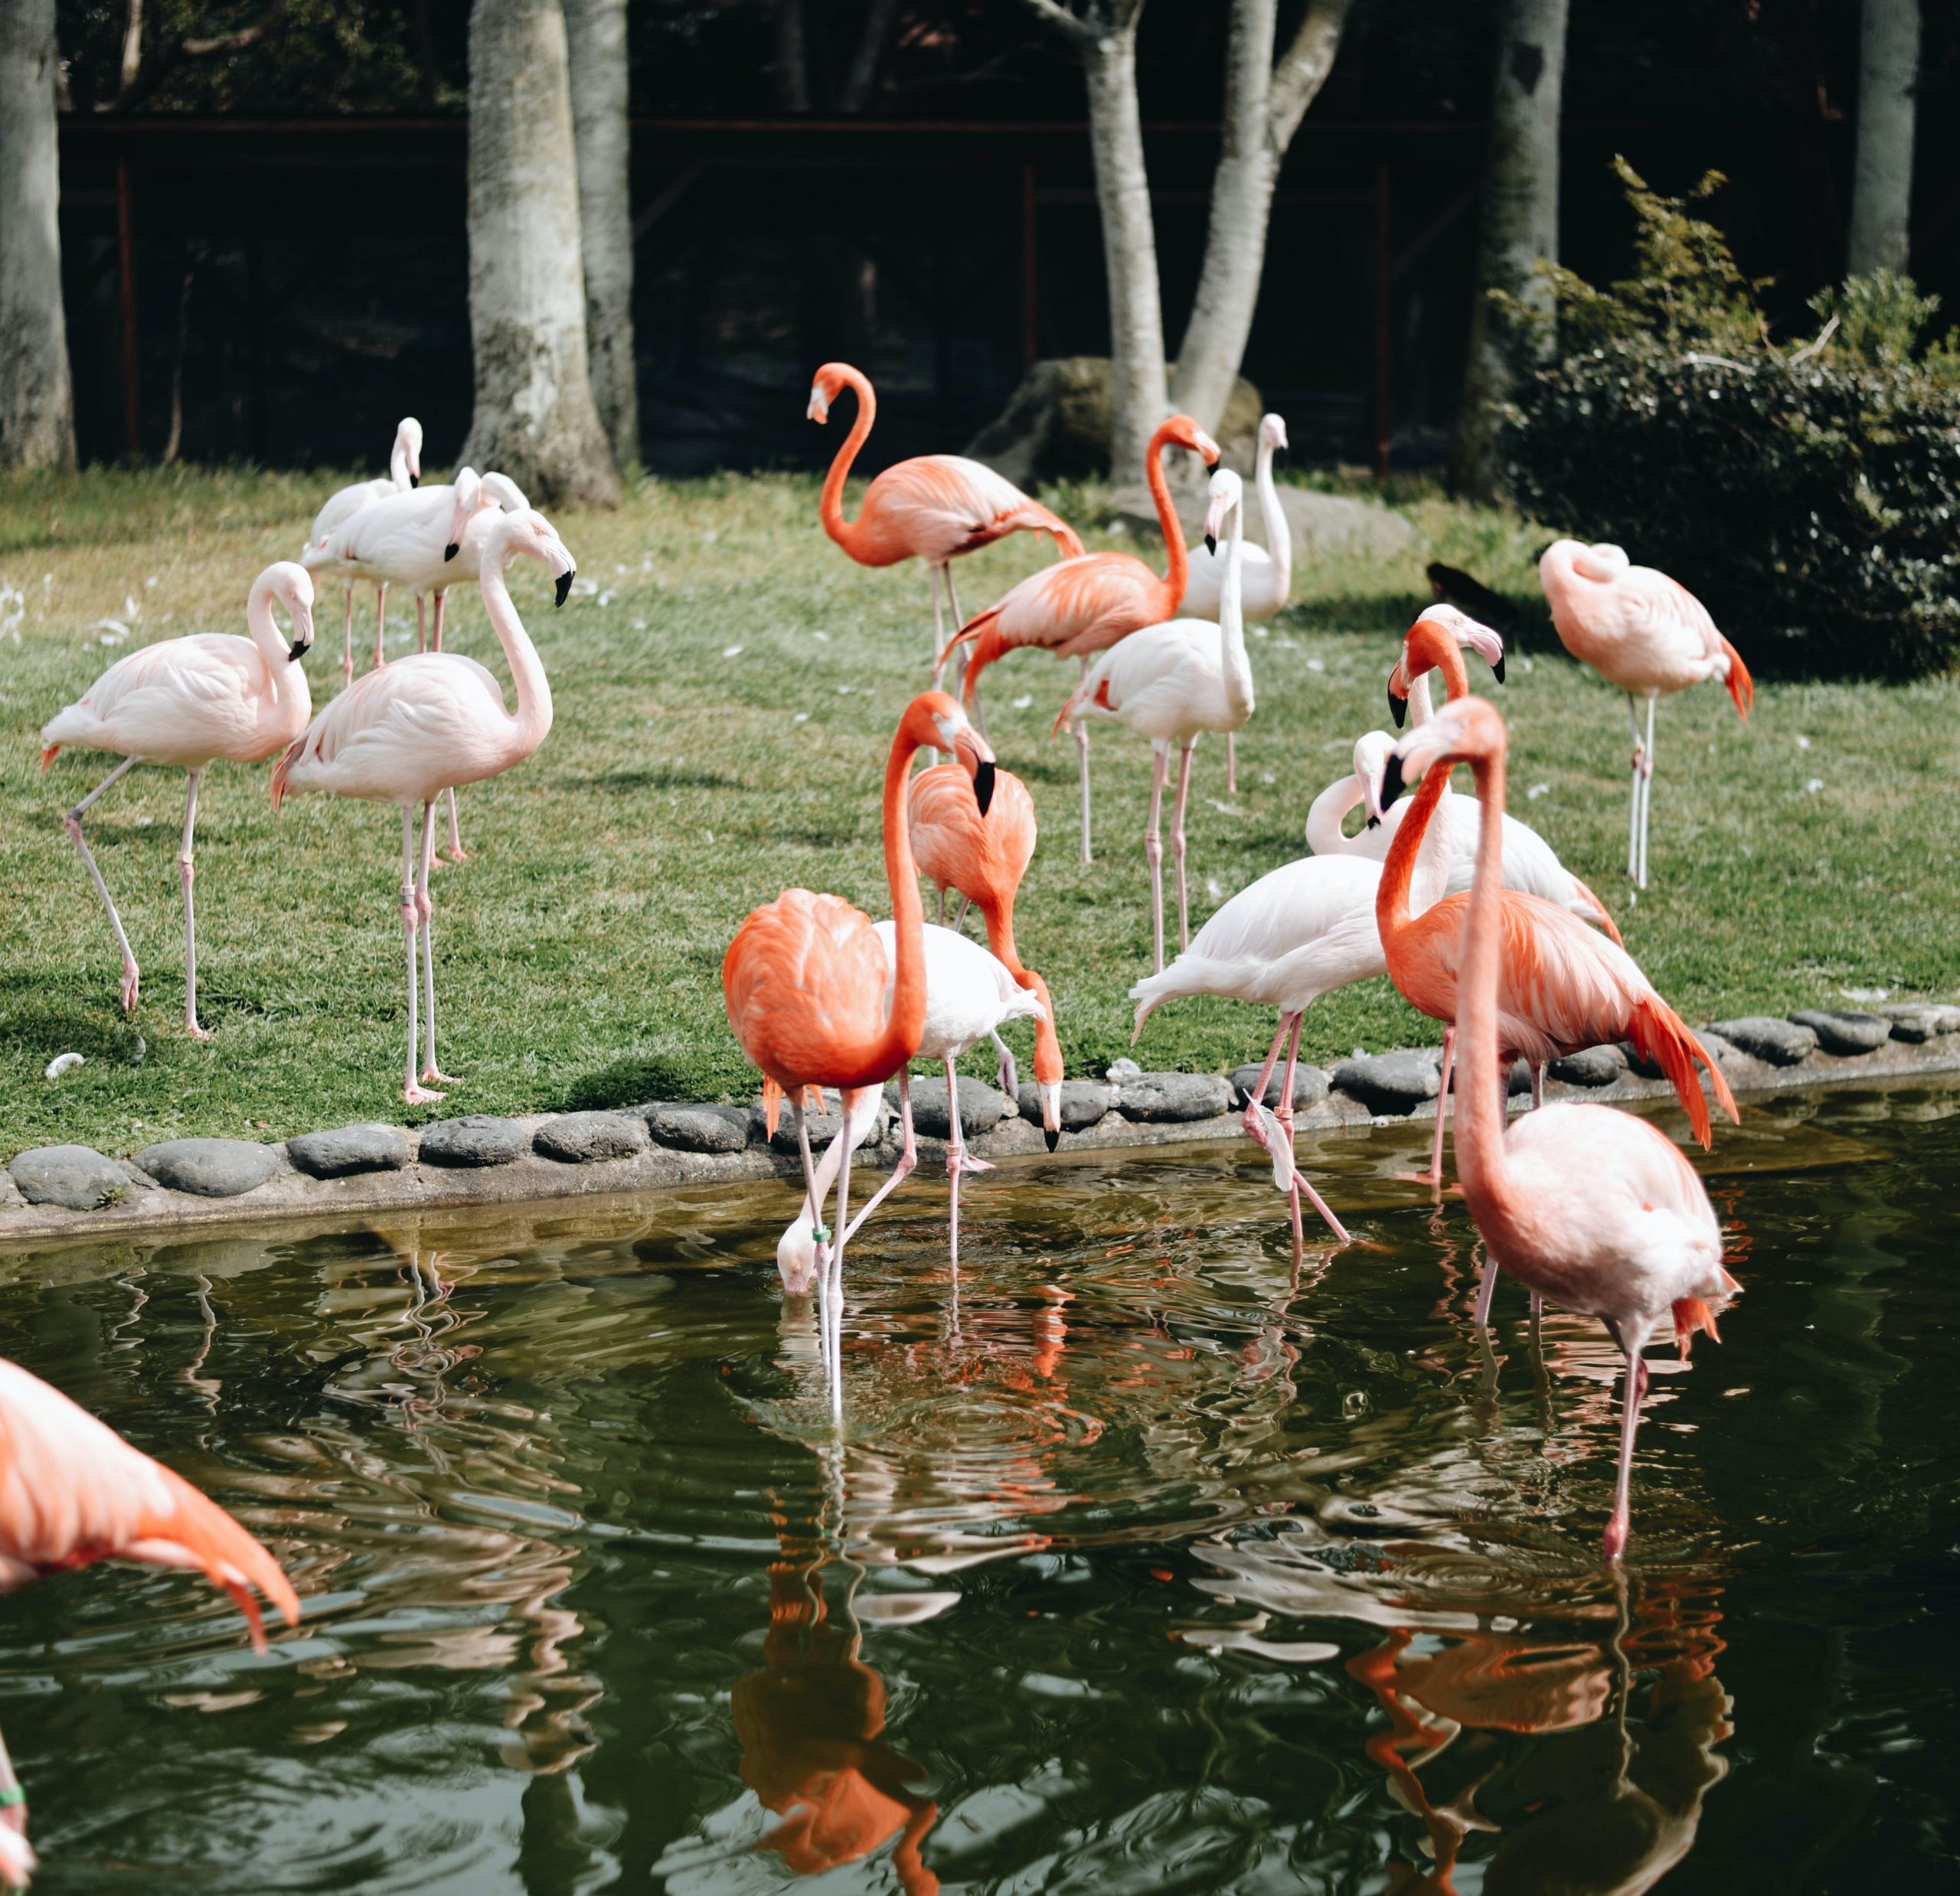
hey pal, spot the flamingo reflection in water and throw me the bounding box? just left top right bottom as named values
left=1350, top=1584, right=1731, bottom=1894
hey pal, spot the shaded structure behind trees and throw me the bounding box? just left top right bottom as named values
left=565, top=0, right=639, bottom=469
left=1847, top=0, right=1919, bottom=276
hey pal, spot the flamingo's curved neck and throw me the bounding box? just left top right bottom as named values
left=1218, top=493, right=1254, bottom=726
left=1254, top=437, right=1290, bottom=593
left=1145, top=423, right=1192, bottom=612
left=479, top=553, right=554, bottom=759
left=1407, top=633, right=1471, bottom=729
left=818, top=368, right=878, bottom=560
left=1305, top=772, right=1363, bottom=857
left=1378, top=764, right=1452, bottom=941
left=1407, top=671, right=1436, bottom=728
left=1453, top=744, right=1515, bottom=1215
left=389, top=436, right=413, bottom=489
left=976, top=897, right=1063, bottom=1088
left=244, top=576, right=291, bottom=703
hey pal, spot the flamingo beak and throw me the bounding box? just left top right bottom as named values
left=806, top=387, right=829, bottom=424
left=1388, top=685, right=1409, bottom=729
left=973, top=759, right=996, bottom=816
left=555, top=569, right=575, bottom=608
left=1492, top=653, right=1507, bottom=684
left=1380, top=754, right=1407, bottom=807
left=1204, top=534, right=1217, bottom=556
left=410, top=474, right=420, bottom=488
left=443, top=543, right=459, bottom=561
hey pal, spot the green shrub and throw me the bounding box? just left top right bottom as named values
left=1503, top=165, right=1960, bottom=680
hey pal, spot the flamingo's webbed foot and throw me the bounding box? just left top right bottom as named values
left=404, top=1081, right=445, bottom=1105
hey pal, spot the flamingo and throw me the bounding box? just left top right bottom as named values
left=0, top=1353, right=304, bottom=1883
left=1128, top=775, right=1455, bottom=1248
left=1304, top=609, right=1622, bottom=938
left=1538, top=540, right=1753, bottom=891
left=936, top=412, right=1221, bottom=863
left=808, top=361, right=1083, bottom=677
left=1387, top=694, right=1740, bottom=1561
left=1178, top=413, right=1292, bottom=796
left=1054, top=465, right=1255, bottom=969
left=907, top=761, right=1066, bottom=1145
left=305, top=417, right=423, bottom=683
left=723, top=692, right=995, bottom=1404
left=40, top=562, right=317, bottom=1039
left=1375, top=620, right=1739, bottom=1197
left=272, top=509, right=577, bottom=1103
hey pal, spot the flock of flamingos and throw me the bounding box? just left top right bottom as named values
left=4, top=362, right=1756, bottom=1887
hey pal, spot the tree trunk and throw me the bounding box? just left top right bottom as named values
left=1170, top=0, right=1350, bottom=437
left=563, top=0, right=639, bottom=469
left=1082, top=28, right=1168, bottom=483
left=0, top=0, right=77, bottom=470
left=1847, top=0, right=1919, bottom=276
left=1453, top=0, right=1568, bottom=502
left=459, top=0, right=619, bottom=507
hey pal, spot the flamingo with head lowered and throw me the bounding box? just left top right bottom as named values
left=1386, top=694, right=1740, bottom=1562
left=808, top=362, right=1083, bottom=680
left=937, top=413, right=1221, bottom=863
left=1538, top=540, right=1752, bottom=891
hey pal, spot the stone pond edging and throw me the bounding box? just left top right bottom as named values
left=5, top=1003, right=1958, bottom=1248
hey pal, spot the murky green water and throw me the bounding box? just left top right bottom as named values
left=2, top=1082, right=1958, bottom=1891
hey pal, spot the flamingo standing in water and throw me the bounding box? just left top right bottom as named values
left=724, top=692, right=995, bottom=1402
left=1178, top=413, right=1292, bottom=795
left=808, top=361, right=1082, bottom=678
left=1387, top=695, right=1739, bottom=1561
left=908, top=762, right=1066, bottom=1144
left=937, top=413, right=1220, bottom=862
left=1538, top=540, right=1753, bottom=891
left=273, top=510, right=577, bottom=1103
left=1055, top=466, right=1256, bottom=969
left=0, top=1353, right=304, bottom=1884
left=305, top=416, right=423, bottom=684
left=40, top=563, right=317, bottom=1038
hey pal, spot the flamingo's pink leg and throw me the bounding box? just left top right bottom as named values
left=178, top=768, right=210, bottom=1039
left=1170, top=739, right=1197, bottom=955
left=1145, top=745, right=1169, bottom=971
left=943, top=1056, right=993, bottom=1273
left=341, top=583, right=355, bottom=685
left=432, top=588, right=447, bottom=653
left=842, top=1070, right=917, bottom=1242
left=830, top=1128, right=854, bottom=1408
left=953, top=894, right=972, bottom=933
left=945, top=566, right=988, bottom=742
left=1429, top=1026, right=1456, bottom=1188
left=1637, top=695, right=1657, bottom=889
left=400, top=807, right=441, bottom=1104
left=1225, top=729, right=1238, bottom=797
left=374, top=583, right=389, bottom=672
left=417, top=801, right=459, bottom=1086
left=1624, top=693, right=1644, bottom=884
left=1530, top=1061, right=1546, bottom=1109
left=61, top=754, right=145, bottom=1016
left=1076, top=658, right=1093, bottom=863
left=1278, top=1012, right=1349, bottom=1245
left=430, top=592, right=467, bottom=863
left=1602, top=1348, right=1649, bottom=1562
left=1240, top=1016, right=1292, bottom=1141
left=416, top=592, right=426, bottom=654
left=1473, top=1246, right=1501, bottom=1327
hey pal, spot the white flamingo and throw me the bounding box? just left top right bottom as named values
left=305, top=417, right=423, bottom=684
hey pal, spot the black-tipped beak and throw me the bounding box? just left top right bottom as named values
left=410, top=474, right=420, bottom=488
left=1365, top=814, right=1380, bottom=830
left=1492, top=654, right=1507, bottom=684
left=555, top=569, right=574, bottom=608
left=973, top=758, right=996, bottom=816
left=1203, top=452, right=1220, bottom=471
left=1380, top=754, right=1407, bottom=806
left=1044, top=1127, right=1060, bottom=1152
left=287, top=638, right=309, bottom=663
left=443, top=543, right=459, bottom=562
left=1204, top=533, right=1217, bottom=556
left=1388, top=686, right=1409, bottom=729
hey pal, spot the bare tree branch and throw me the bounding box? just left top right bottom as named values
left=1269, top=0, right=1352, bottom=144
left=838, top=0, right=903, bottom=113
left=1018, top=0, right=1102, bottom=51
left=117, top=0, right=143, bottom=95
left=98, top=0, right=290, bottom=112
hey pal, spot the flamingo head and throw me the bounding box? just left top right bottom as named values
left=488, top=507, right=579, bottom=605
left=776, top=1214, right=826, bottom=1298
left=903, top=691, right=995, bottom=814
left=255, top=561, right=316, bottom=661
left=1352, top=729, right=1396, bottom=827
left=1201, top=466, right=1243, bottom=555
left=1159, top=413, right=1222, bottom=472
left=807, top=361, right=858, bottom=426
left=444, top=466, right=485, bottom=561
left=397, top=416, right=424, bottom=487
left=1411, top=604, right=1506, bottom=684
left=1259, top=412, right=1289, bottom=453
left=1380, top=694, right=1507, bottom=808
left=1574, top=540, right=1632, bottom=582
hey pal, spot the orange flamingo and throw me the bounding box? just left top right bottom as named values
left=0, top=1354, right=303, bottom=1883
left=724, top=691, right=995, bottom=1398
left=907, top=761, right=1065, bottom=1147
left=1386, top=697, right=1740, bottom=1559
left=808, top=361, right=1082, bottom=676
left=936, top=413, right=1220, bottom=862
left=1377, top=618, right=1736, bottom=1196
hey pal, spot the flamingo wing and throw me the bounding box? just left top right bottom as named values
left=42, top=636, right=265, bottom=763
left=724, top=889, right=892, bottom=1088
left=273, top=654, right=505, bottom=802
left=867, top=457, right=1082, bottom=563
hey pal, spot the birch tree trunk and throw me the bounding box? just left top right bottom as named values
left=1169, top=0, right=1351, bottom=437
left=459, top=0, right=620, bottom=507
left=1847, top=0, right=1919, bottom=276
left=1453, top=0, right=1567, bottom=501
left=0, top=0, right=77, bottom=470
left=563, top=0, right=639, bottom=469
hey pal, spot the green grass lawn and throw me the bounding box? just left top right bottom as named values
left=3, top=463, right=1956, bottom=1160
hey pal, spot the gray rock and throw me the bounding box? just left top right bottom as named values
left=8, top=1144, right=130, bottom=1212
left=1230, top=1062, right=1331, bottom=1111
left=1549, top=1045, right=1626, bottom=1088
left=1789, top=1009, right=1893, bottom=1056
left=533, top=1111, right=650, bottom=1164
left=417, top=1115, right=529, bottom=1167
left=1331, top=1051, right=1441, bottom=1115
left=1695, top=1030, right=1746, bottom=1073
left=1883, top=1003, right=1960, bottom=1043
left=1507, top=1057, right=1534, bottom=1097
left=764, top=1096, right=893, bottom=1155
left=1117, top=1072, right=1234, bottom=1123
left=286, top=1124, right=411, bottom=1180
left=1617, top=1039, right=1667, bottom=1079
left=1105, top=1057, right=1143, bottom=1084
left=1016, top=1079, right=1113, bottom=1131
left=645, top=1102, right=750, bottom=1153
left=1707, top=1017, right=1817, bottom=1066
left=133, top=1138, right=279, bottom=1199
left=891, top=1076, right=1009, bottom=1140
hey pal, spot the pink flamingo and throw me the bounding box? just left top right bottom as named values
left=1387, top=695, right=1739, bottom=1561
left=1538, top=540, right=1753, bottom=890
left=0, top=1353, right=303, bottom=1883
left=1054, top=466, right=1254, bottom=969
left=273, top=510, right=576, bottom=1103
left=40, top=562, right=317, bottom=1039
left=305, top=417, right=423, bottom=683
left=908, top=760, right=1066, bottom=1144
left=808, top=361, right=1083, bottom=674
left=724, top=693, right=995, bottom=1402
left=937, top=413, right=1221, bottom=862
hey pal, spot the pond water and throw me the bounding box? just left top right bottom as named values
left=2, top=1083, right=1958, bottom=1892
